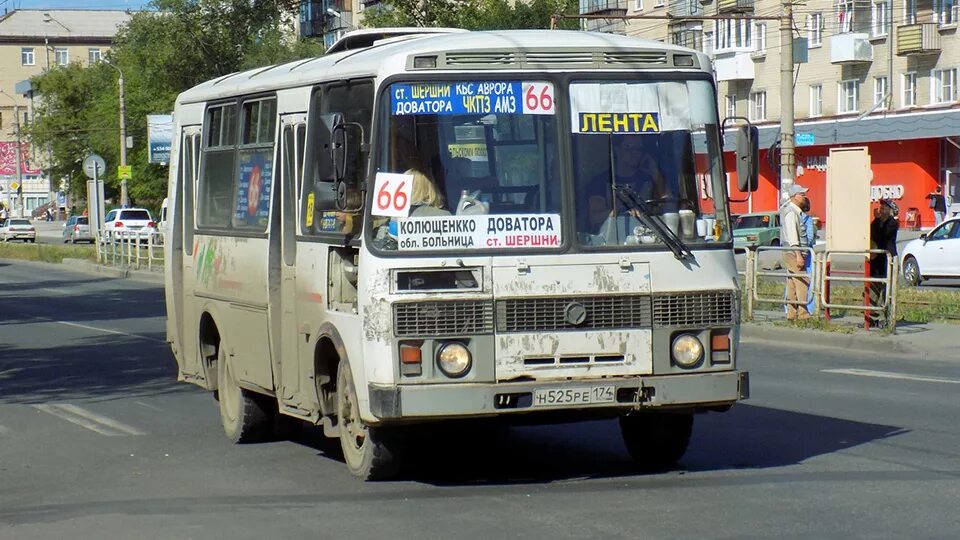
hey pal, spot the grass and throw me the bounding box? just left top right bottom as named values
left=0, top=241, right=97, bottom=264
left=744, top=276, right=960, bottom=326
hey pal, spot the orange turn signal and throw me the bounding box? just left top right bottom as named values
left=399, top=343, right=422, bottom=365
left=711, top=333, right=730, bottom=352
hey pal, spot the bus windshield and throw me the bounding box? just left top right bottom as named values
left=571, top=79, right=729, bottom=248
left=369, top=78, right=728, bottom=253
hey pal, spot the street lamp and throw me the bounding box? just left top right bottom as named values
left=103, top=58, right=128, bottom=208
left=0, top=89, right=24, bottom=218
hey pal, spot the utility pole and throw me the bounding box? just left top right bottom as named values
left=105, top=59, right=128, bottom=207
left=13, top=104, right=23, bottom=218
left=779, top=0, right=795, bottom=200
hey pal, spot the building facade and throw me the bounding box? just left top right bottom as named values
left=581, top=0, right=960, bottom=227
left=0, top=9, right=132, bottom=217
left=300, top=0, right=369, bottom=48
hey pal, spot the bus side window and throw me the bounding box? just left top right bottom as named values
left=302, top=79, right=373, bottom=238
left=183, top=132, right=198, bottom=256
left=198, top=103, right=238, bottom=229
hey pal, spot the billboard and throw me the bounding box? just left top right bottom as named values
left=0, top=142, right=41, bottom=176
left=147, top=114, right=173, bottom=164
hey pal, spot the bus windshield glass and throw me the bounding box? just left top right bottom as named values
left=369, top=78, right=728, bottom=253
left=372, top=80, right=563, bottom=252
left=571, top=79, right=729, bottom=248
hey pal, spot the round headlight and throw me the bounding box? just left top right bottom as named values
left=672, top=334, right=704, bottom=368
left=437, top=342, right=472, bottom=378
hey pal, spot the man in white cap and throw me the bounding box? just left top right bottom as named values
left=780, top=183, right=811, bottom=320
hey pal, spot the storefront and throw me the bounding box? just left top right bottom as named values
left=724, top=108, right=960, bottom=230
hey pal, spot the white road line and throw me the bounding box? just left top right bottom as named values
left=33, top=404, right=147, bottom=436
left=55, top=404, right=147, bottom=436
left=33, top=404, right=121, bottom=436
left=135, top=400, right=163, bottom=412
left=39, top=287, right=71, bottom=296
left=54, top=320, right=166, bottom=343
left=823, top=368, right=960, bottom=385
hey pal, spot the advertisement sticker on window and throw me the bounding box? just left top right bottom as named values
left=234, top=151, right=273, bottom=227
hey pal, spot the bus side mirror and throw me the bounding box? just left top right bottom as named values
left=328, top=116, right=366, bottom=212
left=736, top=125, right=759, bottom=193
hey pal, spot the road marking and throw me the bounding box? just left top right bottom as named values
left=54, top=320, right=166, bottom=344
left=33, top=404, right=146, bottom=436
left=823, top=368, right=960, bottom=385
left=135, top=400, right=163, bottom=411
left=39, top=287, right=71, bottom=296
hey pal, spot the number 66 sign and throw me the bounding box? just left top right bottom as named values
left=372, top=172, right=414, bottom=217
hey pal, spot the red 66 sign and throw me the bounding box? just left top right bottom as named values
left=522, top=82, right=555, bottom=115
left=372, top=172, right=413, bottom=217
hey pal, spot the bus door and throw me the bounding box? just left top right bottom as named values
left=274, top=115, right=307, bottom=408
left=174, top=126, right=202, bottom=379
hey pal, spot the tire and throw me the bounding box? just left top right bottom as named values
left=216, top=343, right=271, bottom=444
left=619, top=412, right=694, bottom=471
left=902, top=256, right=922, bottom=286
left=769, top=239, right=781, bottom=247
left=337, top=361, right=401, bottom=480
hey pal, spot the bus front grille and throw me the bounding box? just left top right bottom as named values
left=652, top=290, right=738, bottom=328
left=394, top=300, right=494, bottom=337
left=495, top=295, right=652, bottom=333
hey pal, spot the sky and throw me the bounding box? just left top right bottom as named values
left=1, top=0, right=153, bottom=10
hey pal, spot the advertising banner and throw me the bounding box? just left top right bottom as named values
left=233, top=150, right=273, bottom=228
left=147, top=114, right=173, bottom=164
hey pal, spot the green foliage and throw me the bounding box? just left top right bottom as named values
left=25, top=0, right=321, bottom=208
left=362, top=0, right=580, bottom=30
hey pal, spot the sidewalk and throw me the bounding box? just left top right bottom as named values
left=741, top=309, right=955, bottom=359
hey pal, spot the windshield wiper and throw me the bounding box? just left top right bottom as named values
left=613, top=185, right=694, bottom=261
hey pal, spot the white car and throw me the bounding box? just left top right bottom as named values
left=901, top=217, right=960, bottom=286
left=0, top=218, right=37, bottom=243
left=103, top=208, right=158, bottom=243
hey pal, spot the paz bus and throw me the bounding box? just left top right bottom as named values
left=164, top=28, right=757, bottom=480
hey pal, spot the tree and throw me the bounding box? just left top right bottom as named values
left=25, top=0, right=322, bottom=209
left=361, top=0, right=581, bottom=30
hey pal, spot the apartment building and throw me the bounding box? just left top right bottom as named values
left=300, top=0, right=367, bottom=48
left=0, top=9, right=132, bottom=217
left=581, top=0, right=960, bottom=226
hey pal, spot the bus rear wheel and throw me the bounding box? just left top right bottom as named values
left=619, top=411, right=693, bottom=471
left=217, top=343, right=270, bottom=443
left=336, top=361, right=401, bottom=480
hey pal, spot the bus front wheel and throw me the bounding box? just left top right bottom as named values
left=336, top=362, right=401, bottom=480
left=619, top=411, right=693, bottom=471
left=217, top=344, right=270, bottom=443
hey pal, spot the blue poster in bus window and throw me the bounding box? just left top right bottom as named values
left=392, top=81, right=524, bottom=116
left=234, top=151, right=273, bottom=227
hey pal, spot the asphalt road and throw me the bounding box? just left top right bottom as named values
left=2, top=259, right=959, bottom=539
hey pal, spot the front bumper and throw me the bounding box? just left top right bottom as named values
left=369, top=370, right=748, bottom=421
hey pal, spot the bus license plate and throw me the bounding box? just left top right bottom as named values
left=533, top=385, right=615, bottom=407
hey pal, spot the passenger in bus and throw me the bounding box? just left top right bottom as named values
left=407, top=169, right=451, bottom=217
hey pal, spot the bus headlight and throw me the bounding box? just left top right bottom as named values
left=437, top=342, right=471, bottom=378
left=672, top=334, right=704, bottom=368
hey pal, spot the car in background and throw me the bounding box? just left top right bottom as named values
left=733, top=211, right=780, bottom=250
left=901, top=217, right=960, bottom=286
left=103, top=208, right=158, bottom=243
left=0, top=218, right=37, bottom=243
left=62, top=215, right=93, bottom=244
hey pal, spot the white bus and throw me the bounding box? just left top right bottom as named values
left=165, top=29, right=756, bottom=479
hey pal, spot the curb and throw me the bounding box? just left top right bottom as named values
left=740, top=323, right=912, bottom=355
left=61, top=258, right=164, bottom=284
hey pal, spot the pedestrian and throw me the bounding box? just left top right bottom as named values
left=868, top=199, right=899, bottom=328
left=780, top=183, right=811, bottom=321
left=926, top=186, right=947, bottom=226
left=800, top=196, right=817, bottom=313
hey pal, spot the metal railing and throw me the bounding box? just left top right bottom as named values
left=96, top=230, right=165, bottom=271
left=741, top=245, right=900, bottom=330
left=820, top=249, right=898, bottom=331
left=751, top=245, right=818, bottom=316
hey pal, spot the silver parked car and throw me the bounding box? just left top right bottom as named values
left=0, top=218, right=37, bottom=243
left=63, top=215, right=93, bottom=244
